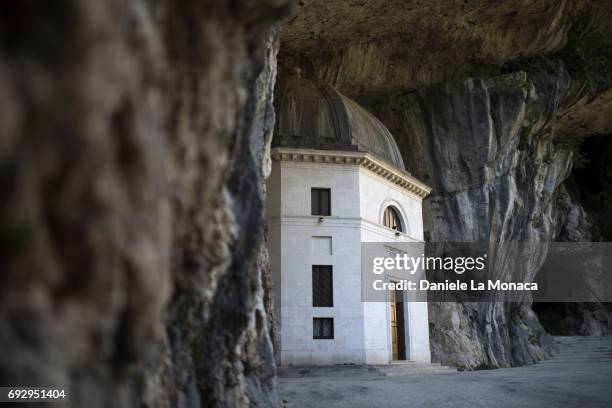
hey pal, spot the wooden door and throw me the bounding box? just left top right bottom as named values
left=390, top=288, right=406, bottom=360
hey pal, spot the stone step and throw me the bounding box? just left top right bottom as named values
left=377, top=366, right=457, bottom=372
left=557, top=341, right=612, bottom=346
left=558, top=350, right=612, bottom=354
left=556, top=346, right=612, bottom=350
left=530, top=336, right=612, bottom=368
left=542, top=357, right=612, bottom=362
left=558, top=342, right=612, bottom=346
left=559, top=342, right=612, bottom=345
left=383, top=369, right=457, bottom=377
left=556, top=339, right=612, bottom=345
left=388, top=360, right=443, bottom=365
left=538, top=361, right=612, bottom=366
left=558, top=345, right=612, bottom=348
left=552, top=351, right=612, bottom=358
left=558, top=351, right=612, bottom=355
left=557, top=351, right=612, bottom=355
left=374, top=362, right=457, bottom=376
left=556, top=335, right=612, bottom=339
left=545, top=354, right=612, bottom=359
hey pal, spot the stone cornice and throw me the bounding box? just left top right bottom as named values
left=270, top=147, right=432, bottom=198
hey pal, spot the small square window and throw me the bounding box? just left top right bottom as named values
left=313, top=318, right=334, bottom=339
left=311, top=188, right=331, bottom=216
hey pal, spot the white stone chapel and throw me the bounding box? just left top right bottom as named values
left=266, top=68, right=432, bottom=366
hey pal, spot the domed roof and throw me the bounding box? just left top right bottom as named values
left=273, top=68, right=406, bottom=170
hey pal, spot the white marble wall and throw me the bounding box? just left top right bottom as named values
left=267, top=157, right=431, bottom=365
left=358, top=168, right=431, bottom=364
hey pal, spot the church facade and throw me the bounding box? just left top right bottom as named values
left=266, top=68, right=432, bottom=366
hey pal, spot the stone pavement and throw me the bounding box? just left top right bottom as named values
left=279, top=336, right=612, bottom=408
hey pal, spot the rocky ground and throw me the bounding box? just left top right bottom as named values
left=279, top=336, right=612, bottom=408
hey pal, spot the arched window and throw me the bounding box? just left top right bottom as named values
left=383, top=206, right=403, bottom=232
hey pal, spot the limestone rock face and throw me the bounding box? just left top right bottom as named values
left=0, top=1, right=291, bottom=407
left=1, top=2, right=611, bottom=404
left=371, top=69, right=573, bottom=368
left=379, top=69, right=578, bottom=243
left=279, top=0, right=612, bottom=370
left=536, top=302, right=612, bottom=335
left=280, top=0, right=612, bottom=95
left=534, top=136, right=612, bottom=337
left=371, top=61, right=612, bottom=367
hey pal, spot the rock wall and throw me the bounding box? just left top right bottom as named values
left=534, top=135, right=612, bottom=337
left=371, top=59, right=611, bottom=368
left=372, top=69, right=574, bottom=368
left=279, top=0, right=612, bottom=94
left=0, top=1, right=291, bottom=407
left=1, top=2, right=611, bottom=405
left=279, top=0, right=612, bottom=370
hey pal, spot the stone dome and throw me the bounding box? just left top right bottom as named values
left=273, top=68, right=406, bottom=170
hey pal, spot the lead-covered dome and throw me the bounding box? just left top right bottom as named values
left=273, top=68, right=406, bottom=170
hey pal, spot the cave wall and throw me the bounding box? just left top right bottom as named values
left=571, top=135, right=612, bottom=242
left=0, top=1, right=291, bottom=407
left=278, top=0, right=612, bottom=369
left=371, top=56, right=612, bottom=368
left=279, top=0, right=612, bottom=95
left=372, top=66, right=587, bottom=368
left=534, top=135, right=612, bottom=336
left=1, top=3, right=611, bottom=406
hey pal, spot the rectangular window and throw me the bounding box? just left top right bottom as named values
left=312, top=265, right=333, bottom=307
left=313, top=318, right=334, bottom=339
left=311, top=188, right=331, bottom=216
